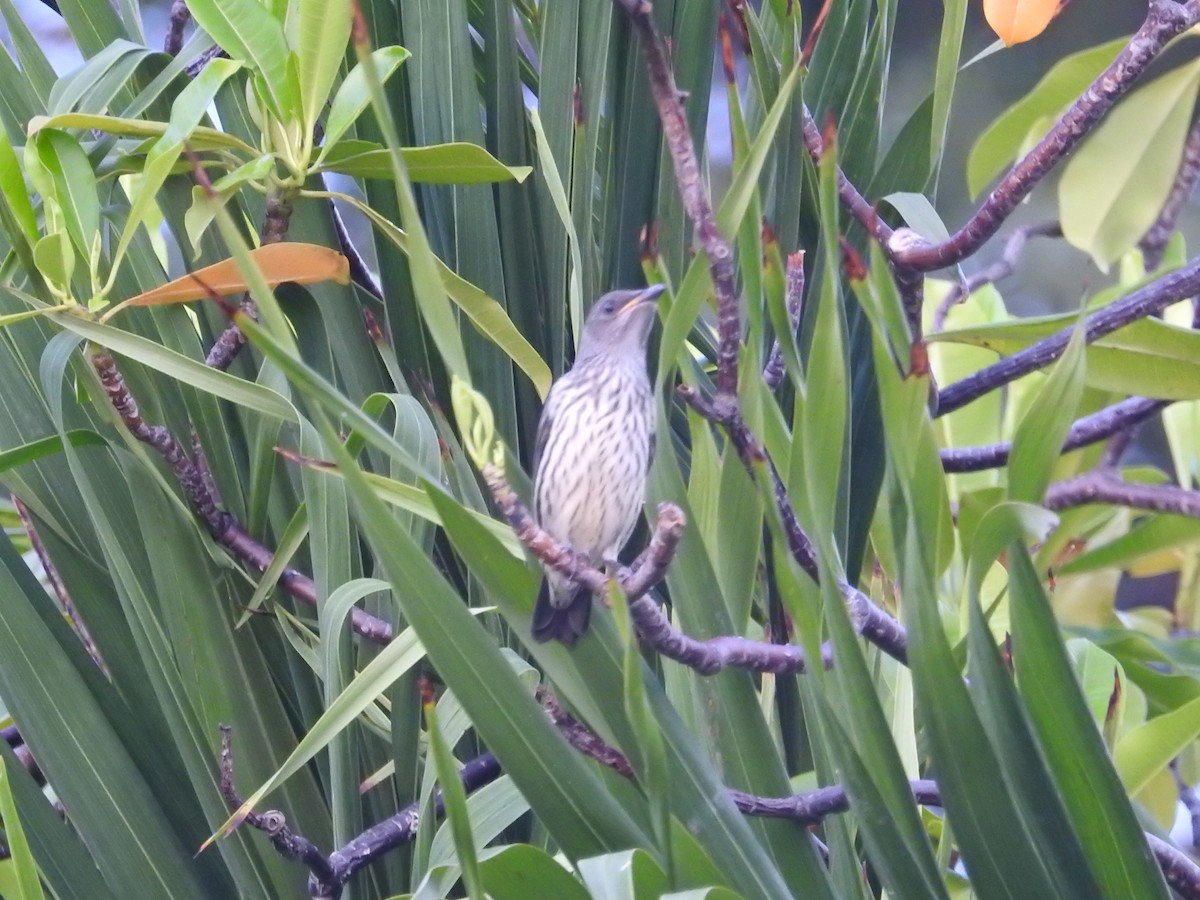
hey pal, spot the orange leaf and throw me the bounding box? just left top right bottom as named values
left=108, top=243, right=350, bottom=316
left=983, top=0, right=1060, bottom=46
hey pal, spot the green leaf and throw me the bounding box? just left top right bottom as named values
left=32, top=233, right=75, bottom=289
left=934, top=314, right=1200, bottom=401
left=48, top=314, right=297, bottom=423
left=967, top=37, right=1126, bottom=197
left=297, top=0, right=352, bottom=138
left=0, top=129, right=36, bottom=245
left=478, top=844, right=590, bottom=900
left=0, top=431, right=106, bottom=473
left=1007, top=322, right=1086, bottom=504
left=32, top=131, right=98, bottom=264
left=930, top=0, right=967, bottom=177
left=1008, top=543, right=1169, bottom=897
left=715, top=61, right=803, bottom=238
left=29, top=113, right=258, bottom=156
left=1114, top=692, right=1200, bottom=796
left=318, top=45, right=410, bottom=155
left=187, top=0, right=295, bottom=120
left=424, top=699, right=485, bottom=900
left=1060, top=60, right=1200, bottom=270
left=108, top=58, right=245, bottom=302
left=327, top=191, right=551, bottom=398
left=0, top=758, right=46, bottom=900
left=317, top=140, right=532, bottom=184
left=578, top=849, right=668, bottom=900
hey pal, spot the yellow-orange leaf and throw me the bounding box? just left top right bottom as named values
left=108, top=243, right=350, bottom=316
left=983, top=0, right=1060, bottom=46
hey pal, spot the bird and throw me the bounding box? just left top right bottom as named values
left=531, top=284, right=665, bottom=644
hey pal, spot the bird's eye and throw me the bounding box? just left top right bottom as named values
left=602, top=300, right=617, bottom=314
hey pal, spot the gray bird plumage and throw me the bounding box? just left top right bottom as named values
left=531, top=285, right=664, bottom=644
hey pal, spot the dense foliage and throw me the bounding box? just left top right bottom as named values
left=2, top=0, right=1200, bottom=897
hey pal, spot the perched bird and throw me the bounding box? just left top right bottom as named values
left=531, top=284, right=665, bottom=644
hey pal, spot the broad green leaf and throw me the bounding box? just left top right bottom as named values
left=0, top=129, right=36, bottom=244
left=0, top=758, right=46, bottom=900
left=187, top=0, right=295, bottom=120
left=1114, top=692, right=1200, bottom=796
left=32, top=131, right=98, bottom=264
left=967, top=38, right=1126, bottom=197
left=478, top=844, right=589, bottom=900
left=32, top=232, right=74, bottom=289
left=318, top=45, right=409, bottom=156
left=318, top=140, right=532, bottom=184
left=1060, top=60, right=1200, bottom=269
left=935, top=314, right=1200, bottom=401
left=1060, top=515, right=1200, bottom=577
left=1007, top=323, right=1086, bottom=503
left=578, top=849, right=668, bottom=900
left=298, top=0, right=352, bottom=138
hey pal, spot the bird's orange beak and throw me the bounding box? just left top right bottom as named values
left=617, top=284, right=666, bottom=315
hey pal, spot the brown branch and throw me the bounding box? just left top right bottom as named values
left=936, top=252, right=1200, bottom=416
left=1141, top=115, right=1200, bottom=272
left=545, top=698, right=1200, bottom=898
left=615, top=0, right=741, bottom=397
left=799, top=105, right=893, bottom=245
left=890, top=0, right=1200, bottom=273
left=932, top=222, right=1062, bottom=332
left=482, top=462, right=834, bottom=674
left=204, top=193, right=294, bottom=371
left=90, top=349, right=394, bottom=644
left=218, top=725, right=337, bottom=887
left=763, top=251, right=805, bottom=390
left=13, top=497, right=107, bottom=672
left=940, top=396, right=1168, bottom=473
left=678, top=384, right=908, bottom=664
left=164, top=0, right=191, bottom=56
left=1045, top=471, right=1200, bottom=518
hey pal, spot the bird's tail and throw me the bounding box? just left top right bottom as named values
left=531, top=578, right=592, bottom=645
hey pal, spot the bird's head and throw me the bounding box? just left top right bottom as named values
left=575, top=284, right=665, bottom=364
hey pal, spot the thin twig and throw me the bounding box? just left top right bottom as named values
left=13, top=497, right=107, bottom=672
left=1045, top=471, right=1200, bottom=518
left=615, top=0, right=741, bottom=397
left=940, top=396, right=1169, bottom=473
left=483, top=463, right=834, bottom=673
left=678, top=384, right=909, bottom=665
left=763, top=250, right=805, bottom=390
left=90, top=350, right=393, bottom=644
left=931, top=222, right=1062, bottom=332
left=936, top=252, right=1200, bottom=416
left=164, top=0, right=191, bottom=56
left=890, top=0, right=1200, bottom=273
left=799, top=105, right=893, bottom=245
left=1140, top=116, right=1200, bottom=272
left=204, top=193, right=294, bottom=371
left=219, top=725, right=337, bottom=887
